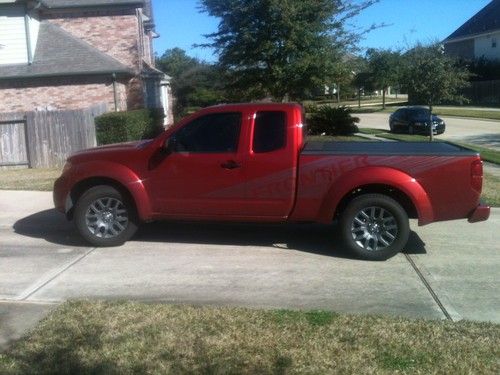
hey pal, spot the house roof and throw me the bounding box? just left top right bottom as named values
left=445, top=0, right=500, bottom=42
left=40, top=0, right=144, bottom=8
left=0, top=21, right=133, bottom=80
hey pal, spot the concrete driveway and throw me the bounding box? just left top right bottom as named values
left=357, top=113, right=500, bottom=150
left=1, top=190, right=499, bottom=346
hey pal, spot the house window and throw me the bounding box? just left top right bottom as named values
left=492, top=37, right=497, bottom=48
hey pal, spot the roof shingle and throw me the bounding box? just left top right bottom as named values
left=445, top=0, right=500, bottom=41
left=0, top=21, right=133, bottom=80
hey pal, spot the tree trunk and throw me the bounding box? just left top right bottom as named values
left=382, top=87, right=386, bottom=109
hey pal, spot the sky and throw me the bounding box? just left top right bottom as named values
left=152, top=0, right=491, bottom=62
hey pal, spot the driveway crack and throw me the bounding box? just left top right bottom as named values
left=404, top=253, right=455, bottom=321
left=16, top=247, right=96, bottom=301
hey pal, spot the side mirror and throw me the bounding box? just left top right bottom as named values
left=162, top=137, right=177, bottom=155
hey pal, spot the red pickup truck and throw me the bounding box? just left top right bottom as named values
left=54, top=103, right=490, bottom=260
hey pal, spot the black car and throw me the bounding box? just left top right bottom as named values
left=389, top=107, right=446, bottom=135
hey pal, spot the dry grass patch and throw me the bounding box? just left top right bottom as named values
left=0, top=168, right=61, bottom=191
left=0, top=301, right=498, bottom=374
left=483, top=172, right=500, bottom=207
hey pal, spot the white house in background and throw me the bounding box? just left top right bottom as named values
left=443, top=0, right=500, bottom=61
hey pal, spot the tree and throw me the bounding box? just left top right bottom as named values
left=366, top=48, right=401, bottom=109
left=401, top=43, right=470, bottom=141
left=156, top=48, right=226, bottom=117
left=199, top=0, right=379, bottom=101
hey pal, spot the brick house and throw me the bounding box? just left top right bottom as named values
left=0, top=0, right=173, bottom=125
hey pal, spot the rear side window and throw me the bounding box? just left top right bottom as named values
left=174, top=112, right=241, bottom=153
left=252, top=111, right=286, bottom=153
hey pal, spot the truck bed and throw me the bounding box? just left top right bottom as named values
left=303, top=140, right=478, bottom=156
left=293, top=140, right=483, bottom=225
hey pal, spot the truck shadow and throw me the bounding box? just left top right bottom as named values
left=13, top=209, right=427, bottom=259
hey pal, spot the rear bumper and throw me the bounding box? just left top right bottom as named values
left=468, top=203, right=490, bottom=223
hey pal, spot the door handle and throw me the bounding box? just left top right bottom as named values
left=221, top=160, right=241, bottom=170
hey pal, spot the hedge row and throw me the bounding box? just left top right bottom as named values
left=95, top=109, right=165, bottom=145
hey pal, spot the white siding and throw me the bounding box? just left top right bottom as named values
left=0, top=4, right=28, bottom=64
left=474, top=31, right=500, bottom=60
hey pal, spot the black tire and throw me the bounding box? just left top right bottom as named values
left=74, top=185, right=139, bottom=247
left=339, top=194, right=410, bottom=261
left=389, top=122, right=395, bottom=133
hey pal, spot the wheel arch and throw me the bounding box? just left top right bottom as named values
left=333, top=184, right=418, bottom=220
left=68, top=177, right=134, bottom=219
left=316, top=166, right=434, bottom=225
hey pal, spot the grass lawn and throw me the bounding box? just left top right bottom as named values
left=433, top=108, right=500, bottom=121
left=305, top=98, right=406, bottom=106
left=483, top=172, right=500, bottom=207
left=351, top=106, right=500, bottom=121
left=0, top=301, right=498, bottom=374
left=0, top=168, right=61, bottom=191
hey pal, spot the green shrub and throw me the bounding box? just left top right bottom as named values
left=308, top=105, right=360, bottom=135
left=95, top=109, right=165, bottom=145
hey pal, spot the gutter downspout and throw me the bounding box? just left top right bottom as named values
left=24, top=4, right=33, bottom=65
left=112, top=73, right=119, bottom=111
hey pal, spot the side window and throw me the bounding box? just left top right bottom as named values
left=252, top=111, right=286, bottom=153
left=174, top=112, right=241, bottom=153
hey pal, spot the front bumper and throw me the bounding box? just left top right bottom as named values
left=414, top=123, right=445, bottom=135
left=468, top=203, right=490, bottom=223
left=53, top=175, right=69, bottom=214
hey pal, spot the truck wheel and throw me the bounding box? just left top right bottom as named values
left=340, top=194, right=409, bottom=261
left=74, top=185, right=138, bottom=247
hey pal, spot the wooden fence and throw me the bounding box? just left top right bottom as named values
left=461, top=80, right=500, bottom=106
left=0, top=113, right=29, bottom=167
left=0, top=103, right=107, bottom=168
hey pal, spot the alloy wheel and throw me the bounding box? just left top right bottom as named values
left=350, top=206, right=398, bottom=251
left=85, top=197, right=129, bottom=238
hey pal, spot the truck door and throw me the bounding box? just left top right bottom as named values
left=240, top=110, right=298, bottom=218
left=150, top=111, right=248, bottom=217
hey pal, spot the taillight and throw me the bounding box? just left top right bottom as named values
left=471, top=159, right=483, bottom=193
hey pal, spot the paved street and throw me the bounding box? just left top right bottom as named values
left=357, top=113, right=500, bottom=150
left=1, top=190, right=498, bottom=348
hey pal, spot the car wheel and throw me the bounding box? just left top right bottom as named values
left=408, top=125, right=414, bottom=135
left=74, top=185, right=138, bottom=247
left=389, top=122, right=395, bottom=132
left=340, top=194, right=410, bottom=261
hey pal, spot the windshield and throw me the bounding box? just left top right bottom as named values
left=410, top=108, right=431, bottom=117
